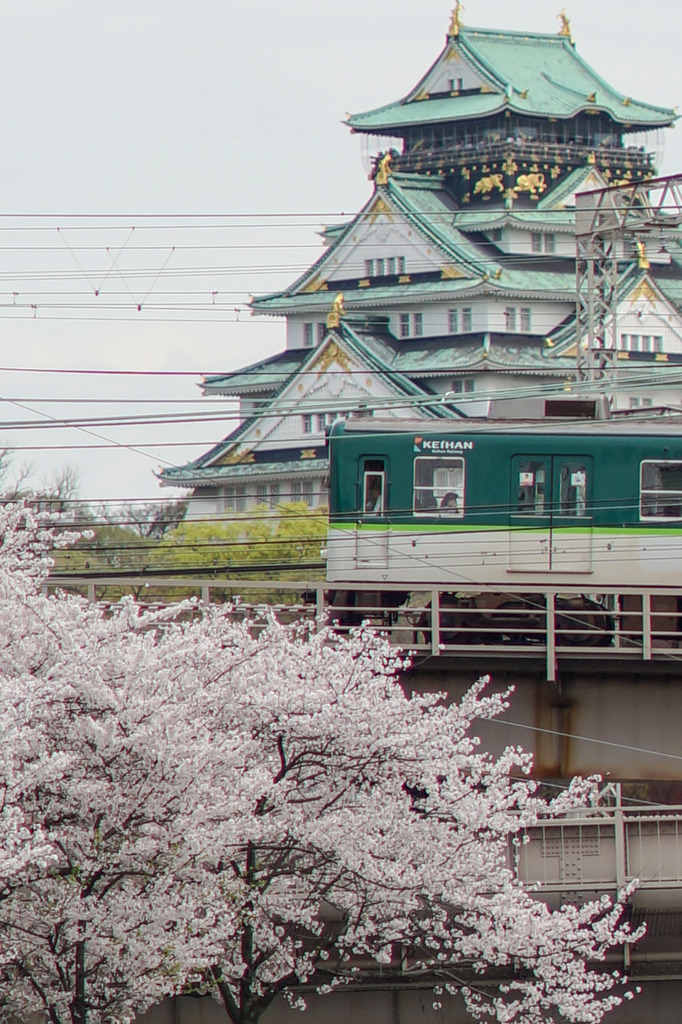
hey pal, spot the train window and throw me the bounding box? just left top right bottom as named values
left=640, top=461, right=682, bottom=519
left=516, top=460, right=546, bottom=514
left=363, top=460, right=386, bottom=515
left=414, top=457, right=464, bottom=515
left=559, top=462, right=588, bottom=517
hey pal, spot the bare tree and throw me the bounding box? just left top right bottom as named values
left=101, top=499, right=189, bottom=539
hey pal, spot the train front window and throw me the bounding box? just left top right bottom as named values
left=640, top=461, right=682, bottom=519
left=414, top=457, right=464, bottom=515
left=363, top=460, right=386, bottom=515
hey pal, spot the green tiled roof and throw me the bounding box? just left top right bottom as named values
left=536, top=165, right=607, bottom=211
left=203, top=350, right=309, bottom=396
left=254, top=270, right=575, bottom=315
left=453, top=210, right=576, bottom=233
left=341, top=331, right=573, bottom=375
left=252, top=173, right=575, bottom=316
left=161, top=458, right=328, bottom=487
left=331, top=319, right=451, bottom=410
left=384, top=174, right=490, bottom=274
left=347, top=27, right=675, bottom=133
left=160, top=317, right=576, bottom=489
left=349, top=91, right=503, bottom=132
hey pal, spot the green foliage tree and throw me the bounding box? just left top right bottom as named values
left=51, top=504, right=328, bottom=602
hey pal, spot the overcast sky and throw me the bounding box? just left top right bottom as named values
left=0, top=0, right=679, bottom=503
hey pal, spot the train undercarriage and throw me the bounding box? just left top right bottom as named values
left=325, top=587, right=682, bottom=654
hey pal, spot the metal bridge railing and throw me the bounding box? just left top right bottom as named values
left=46, top=577, right=682, bottom=680
left=516, top=805, right=682, bottom=893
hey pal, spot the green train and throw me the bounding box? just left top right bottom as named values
left=326, top=414, right=682, bottom=591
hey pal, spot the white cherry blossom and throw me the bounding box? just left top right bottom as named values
left=0, top=505, right=641, bottom=1024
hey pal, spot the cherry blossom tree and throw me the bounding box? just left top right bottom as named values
left=0, top=505, right=641, bottom=1024
left=188, top=633, right=638, bottom=1024
left=0, top=506, right=237, bottom=1024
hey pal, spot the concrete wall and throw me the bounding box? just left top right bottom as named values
left=140, top=979, right=682, bottom=1024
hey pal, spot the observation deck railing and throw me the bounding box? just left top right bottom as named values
left=390, top=140, right=654, bottom=177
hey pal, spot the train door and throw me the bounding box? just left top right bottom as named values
left=355, top=458, right=389, bottom=568
left=509, top=455, right=593, bottom=572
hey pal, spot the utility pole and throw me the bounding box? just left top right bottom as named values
left=575, top=173, right=682, bottom=382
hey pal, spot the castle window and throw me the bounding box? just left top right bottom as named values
left=302, top=480, right=314, bottom=506
left=317, top=322, right=326, bottom=344
left=235, top=486, right=247, bottom=513
left=448, top=309, right=459, bottom=334
left=413, top=312, right=424, bottom=336
left=368, top=255, right=404, bottom=278
left=256, top=484, right=267, bottom=504
left=292, top=481, right=302, bottom=502
left=462, top=307, right=473, bottom=332
left=302, top=414, right=313, bottom=434
left=452, top=378, right=475, bottom=394
left=531, top=232, right=556, bottom=254
left=304, top=322, right=314, bottom=347
left=399, top=314, right=410, bottom=338
left=520, top=308, right=532, bottom=332
left=622, top=334, right=665, bottom=353
left=270, top=482, right=280, bottom=503
left=505, top=306, right=517, bottom=331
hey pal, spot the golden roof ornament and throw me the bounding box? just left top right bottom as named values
left=448, top=1, right=464, bottom=38
left=636, top=239, right=650, bottom=271
left=375, top=152, right=393, bottom=186
left=557, top=8, right=573, bottom=43
left=326, top=293, right=345, bottom=329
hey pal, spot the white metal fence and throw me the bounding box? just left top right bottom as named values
left=46, top=577, right=682, bottom=681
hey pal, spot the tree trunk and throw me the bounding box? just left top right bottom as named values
left=216, top=978, right=277, bottom=1024
left=71, top=931, right=86, bottom=1024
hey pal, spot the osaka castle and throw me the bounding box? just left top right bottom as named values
left=160, top=6, right=680, bottom=514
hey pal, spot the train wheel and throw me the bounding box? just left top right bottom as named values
left=555, top=596, right=613, bottom=647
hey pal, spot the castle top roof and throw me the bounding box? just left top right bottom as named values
left=346, top=25, right=676, bottom=134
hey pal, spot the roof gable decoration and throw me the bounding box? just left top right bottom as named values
left=537, top=166, right=609, bottom=211
left=347, top=24, right=676, bottom=134
left=617, top=276, right=682, bottom=355
left=405, top=38, right=492, bottom=102
left=622, top=274, right=676, bottom=313
left=204, top=335, right=411, bottom=466
left=553, top=276, right=682, bottom=361
left=540, top=278, right=680, bottom=359
left=295, top=192, right=474, bottom=297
